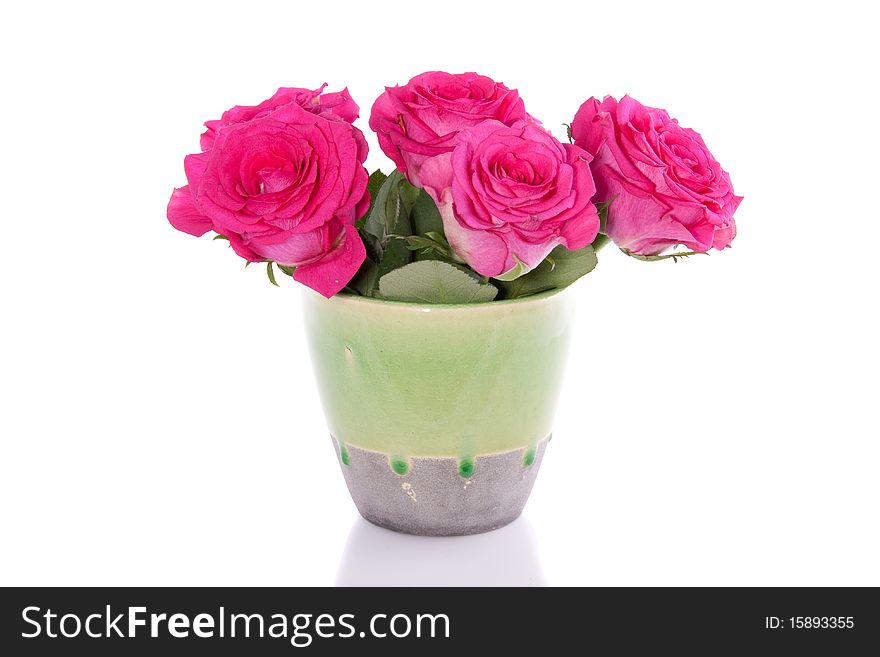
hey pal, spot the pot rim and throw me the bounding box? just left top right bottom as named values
left=313, top=286, right=569, bottom=311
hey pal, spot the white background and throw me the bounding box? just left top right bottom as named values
left=1, top=0, right=878, bottom=586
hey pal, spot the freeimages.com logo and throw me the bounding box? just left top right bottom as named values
left=21, top=606, right=451, bottom=647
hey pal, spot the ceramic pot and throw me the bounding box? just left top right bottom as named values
left=303, top=288, right=574, bottom=536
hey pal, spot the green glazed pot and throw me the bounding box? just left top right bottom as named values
left=303, top=288, right=574, bottom=536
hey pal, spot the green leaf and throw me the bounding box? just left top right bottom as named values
left=493, top=255, right=530, bottom=281
left=590, top=233, right=611, bottom=253
left=398, top=178, right=420, bottom=213
left=392, top=232, right=457, bottom=262
left=359, top=228, right=383, bottom=264
left=411, top=192, right=456, bottom=262
left=213, top=234, right=229, bottom=241
left=563, top=123, right=573, bottom=144
left=374, top=211, right=413, bottom=285
left=594, top=195, right=617, bottom=233
left=360, top=171, right=424, bottom=293
left=624, top=249, right=707, bottom=262
left=378, top=260, right=498, bottom=304
left=398, top=235, right=445, bottom=252
left=410, top=189, right=444, bottom=235
left=367, top=169, right=388, bottom=205
left=266, top=261, right=279, bottom=287
left=493, top=244, right=598, bottom=299
left=346, top=258, right=379, bottom=296
left=277, top=264, right=295, bottom=277
left=356, top=169, right=389, bottom=229
left=364, top=171, right=414, bottom=242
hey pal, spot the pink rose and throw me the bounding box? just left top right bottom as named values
left=369, top=71, right=530, bottom=187
left=167, top=94, right=369, bottom=298
left=200, top=84, right=360, bottom=151
left=419, top=120, right=600, bottom=279
left=572, top=95, right=741, bottom=255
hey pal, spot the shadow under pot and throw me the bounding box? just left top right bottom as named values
left=302, top=288, right=574, bottom=536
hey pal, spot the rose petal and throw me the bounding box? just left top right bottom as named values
left=436, top=197, right=508, bottom=278
left=293, top=222, right=366, bottom=298
left=419, top=152, right=454, bottom=204
left=225, top=232, right=264, bottom=262
left=167, top=186, right=213, bottom=236
left=711, top=220, right=737, bottom=250
left=251, top=225, right=329, bottom=265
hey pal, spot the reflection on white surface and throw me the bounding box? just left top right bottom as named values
left=336, top=515, right=546, bottom=586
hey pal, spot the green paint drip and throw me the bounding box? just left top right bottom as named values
left=339, top=443, right=351, bottom=466
left=459, top=458, right=474, bottom=478
left=523, top=447, right=536, bottom=467
left=391, top=457, right=409, bottom=475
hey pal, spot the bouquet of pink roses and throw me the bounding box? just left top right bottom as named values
left=168, top=72, right=741, bottom=302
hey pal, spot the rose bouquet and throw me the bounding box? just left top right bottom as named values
left=168, top=72, right=741, bottom=535
left=168, top=72, right=740, bottom=302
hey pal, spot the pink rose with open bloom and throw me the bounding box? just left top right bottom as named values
left=199, top=84, right=359, bottom=151
left=369, top=71, right=530, bottom=187
left=419, top=120, right=600, bottom=279
left=167, top=87, right=369, bottom=298
left=572, top=95, right=741, bottom=255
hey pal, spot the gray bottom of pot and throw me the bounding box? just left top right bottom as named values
left=331, top=436, right=549, bottom=536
